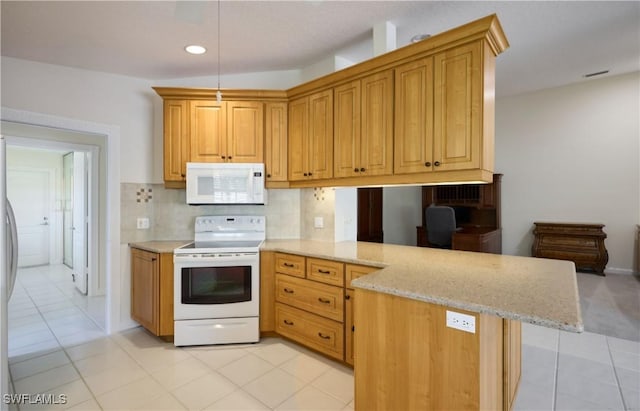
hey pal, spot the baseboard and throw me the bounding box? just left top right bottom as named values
left=604, top=267, right=637, bottom=276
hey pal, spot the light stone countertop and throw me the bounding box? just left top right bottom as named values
left=262, top=239, right=583, bottom=332
left=129, top=240, right=191, bottom=253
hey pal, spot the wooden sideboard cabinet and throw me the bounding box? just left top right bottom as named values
left=532, top=222, right=608, bottom=275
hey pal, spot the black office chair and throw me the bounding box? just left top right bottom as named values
left=425, top=205, right=457, bottom=249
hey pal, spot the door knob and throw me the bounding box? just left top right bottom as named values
left=425, top=162, right=431, bottom=167
left=434, top=161, right=441, bottom=166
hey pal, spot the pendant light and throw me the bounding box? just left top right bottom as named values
left=216, top=0, right=222, bottom=102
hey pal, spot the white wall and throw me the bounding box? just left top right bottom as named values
left=496, top=72, right=640, bottom=274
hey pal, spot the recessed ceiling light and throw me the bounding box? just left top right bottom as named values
left=411, top=34, right=431, bottom=43
left=185, top=45, right=206, bottom=55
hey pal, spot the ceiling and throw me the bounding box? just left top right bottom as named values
left=1, top=1, right=639, bottom=97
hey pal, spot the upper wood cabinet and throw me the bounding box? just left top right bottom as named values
left=394, top=41, right=488, bottom=175
left=226, top=101, right=264, bottom=163
left=190, top=100, right=263, bottom=163
left=288, top=90, right=333, bottom=181
left=394, top=57, right=434, bottom=174
left=264, top=102, right=288, bottom=184
left=433, top=42, right=483, bottom=172
left=334, top=70, right=393, bottom=178
left=162, top=100, right=189, bottom=184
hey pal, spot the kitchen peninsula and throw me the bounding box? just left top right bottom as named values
left=260, top=240, right=582, bottom=411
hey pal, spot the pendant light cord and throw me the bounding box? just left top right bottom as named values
left=217, top=0, right=221, bottom=98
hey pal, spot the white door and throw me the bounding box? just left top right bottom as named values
left=7, top=168, right=50, bottom=267
left=72, top=152, right=88, bottom=294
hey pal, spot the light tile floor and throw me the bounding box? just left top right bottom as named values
left=6, top=265, right=640, bottom=410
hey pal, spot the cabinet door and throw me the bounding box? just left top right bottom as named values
left=131, top=248, right=159, bottom=335
left=227, top=101, right=264, bottom=163
left=361, top=70, right=393, bottom=176
left=433, top=41, right=481, bottom=171
left=394, top=58, right=434, bottom=174
left=308, top=90, right=333, bottom=180
left=334, top=80, right=361, bottom=178
left=163, top=100, right=189, bottom=183
left=190, top=100, right=226, bottom=163
left=288, top=97, right=309, bottom=181
left=265, top=102, right=288, bottom=182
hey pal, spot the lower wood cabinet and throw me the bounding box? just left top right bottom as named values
left=130, top=247, right=174, bottom=337
left=275, top=302, right=344, bottom=361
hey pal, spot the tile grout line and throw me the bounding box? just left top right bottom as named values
left=606, top=336, right=629, bottom=411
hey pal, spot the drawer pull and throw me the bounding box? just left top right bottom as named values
left=283, top=262, right=295, bottom=268
left=318, top=332, right=331, bottom=340
left=318, top=269, right=331, bottom=274
left=345, top=294, right=351, bottom=300
left=318, top=297, right=331, bottom=304
left=284, top=288, right=294, bottom=294
left=283, top=320, right=294, bottom=326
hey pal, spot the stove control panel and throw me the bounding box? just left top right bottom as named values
left=194, top=215, right=265, bottom=233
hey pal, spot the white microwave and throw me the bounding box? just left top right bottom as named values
left=186, top=162, right=265, bottom=205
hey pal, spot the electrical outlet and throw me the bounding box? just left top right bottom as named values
left=314, top=216, right=324, bottom=228
left=446, top=310, right=476, bottom=333
left=136, top=217, right=150, bottom=229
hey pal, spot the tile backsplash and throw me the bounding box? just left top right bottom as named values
left=121, top=184, right=334, bottom=244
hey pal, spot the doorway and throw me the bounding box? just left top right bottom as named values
left=357, top=187, right=384, bottom=243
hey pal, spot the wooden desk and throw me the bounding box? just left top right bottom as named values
left=532, top=222, right=608, bottom=275
left=417, top=226, right=502, bottom=254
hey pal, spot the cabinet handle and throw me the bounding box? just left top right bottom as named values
left=318, top=269, right=331, bottom=274
left=267, top=173, right=271, bottom=178
left=283, top=262, right=295, bottom=268
left=308, top=172, right=313, bottom=177
left=284, top=320, right=294, bottom=326
left=151, top=258, right=157, bottom=262
left=345, top=294, right=351, bottom=300
left=434, top=161, right=441, bottom=166
left=360, top=167, right=365, bottom=172
left=221, top=155, right=226, bottom=159
left=303, top=173, right=308, bottom=177
left=318, top=332, right=331, bottom=340
left=318, top=297, right=331, bottom=304
left=284, top=288, right=294, bottom=294
left=181, top=173, right=185, bottom=178
left=228, top=156, right=232, bottom=160
left=354, top=168, right=359, bottom=172
left=425, top=162, right=431, bottom=167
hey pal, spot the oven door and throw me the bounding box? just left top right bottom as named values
left=173, top=252, right=259, bottom=321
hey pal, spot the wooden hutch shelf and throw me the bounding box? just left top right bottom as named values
left=417, top=174, right=502, bottom=254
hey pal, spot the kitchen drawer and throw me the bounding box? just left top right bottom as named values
left=275, top=302, right=344, bottom=361
left=307, top=258, right=344, bottom=287
left=275, top=274, right=344, bottom=322
left=345, top=264, right=379, bottom=289
left=275, top=253, right=305, bottom=278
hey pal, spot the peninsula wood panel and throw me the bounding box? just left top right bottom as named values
left=226, top=101, right=264, bottom=162
left=354, top=289, right=503, bottom=411
left=265, top=102, right=288, bottom=183
left=503, top=319, right=521, bottom=411
left=394, top=57, right=434, bottom=174
left=345, top=264, right=380, bottom=366
left=189, top=100, right=226, bottom=163
left=433, top=41, right=482, bottom=171
left=162, top=100, right=189, bottom=183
